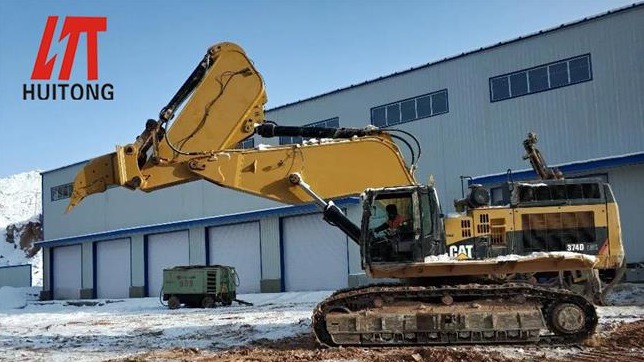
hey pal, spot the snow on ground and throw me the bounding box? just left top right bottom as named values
left=0, top=285, right=643, bottom=362
left=0, top=288, right=332, bottom=361
left=605, top=282, right=644, bottom=306
left=0, top=171, right=43, bottom=286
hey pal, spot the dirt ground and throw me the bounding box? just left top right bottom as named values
left=111, top=319, right=644, bottom=362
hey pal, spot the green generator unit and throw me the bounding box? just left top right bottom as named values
left=161, top=265, right=238, bottom=309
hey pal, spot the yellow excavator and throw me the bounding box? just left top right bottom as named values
left=67, top=42, right=624, bottom=346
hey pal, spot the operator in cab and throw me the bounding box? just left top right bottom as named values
left=374, top=204, right=405, bottom=233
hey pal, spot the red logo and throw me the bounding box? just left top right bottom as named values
left=31, top=16, right=107, bottom=81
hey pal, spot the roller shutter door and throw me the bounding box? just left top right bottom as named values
left=96, top=238, right=131, bottom=299
left=146, top=230, right=189, bottom=297
left=209, top=222, right=261, bottom=293
left=53, top=244, right=82, bottom=299
left=282, top=213, right=348, bottom=291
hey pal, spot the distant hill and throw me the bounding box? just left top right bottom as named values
left=0, top=171, right=42, bottom=286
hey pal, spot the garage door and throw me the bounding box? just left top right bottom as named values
left=147, top=230, right=189, bottom=297
left=96, top=238, right=131, bottom=299
left=209, top=222, right=261, bottom=293
left=53, top=244, right=82, bottom=299
left=282, top=213, right=348, bottom=291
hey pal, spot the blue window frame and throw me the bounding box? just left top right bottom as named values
left=237, top=138, right=255, bottom=149
left=490, top=54, right=592, bottom=102
left=370, top=89, right=449, bottom=127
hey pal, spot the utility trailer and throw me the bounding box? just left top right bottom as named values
left=162, top=265, right=238, bottom=309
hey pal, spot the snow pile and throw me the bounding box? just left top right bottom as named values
left=0, top=171, right=43, bottom=286
left=0, top=287, right=26, bottom=309
left=517, top=182, right=548, bottom=187
left=605, top=283, right=644, bottom=306
left=0, top=171, right=41, bottom=226
left=494, top=251, right=596, bottom=264
left=0, top=286, right=41, bottom=310
left=423, top=251, right=596, bottom=264
left=423, top=253, right=453, bottom=262
left=302, top=138, right=338, bottom=145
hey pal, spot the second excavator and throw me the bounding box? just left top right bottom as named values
left=66, top=42, right=624, bottom=346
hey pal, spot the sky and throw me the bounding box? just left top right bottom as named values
left=0, top=0, right=638, bottom=178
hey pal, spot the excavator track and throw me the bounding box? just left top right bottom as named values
left=312, top=283, right=597, bottom=347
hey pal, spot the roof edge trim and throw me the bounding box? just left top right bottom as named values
left=471, top=152, right=644, bottom=185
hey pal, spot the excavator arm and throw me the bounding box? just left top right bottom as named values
left=67, top=42, right=266, bottom=210
left=522, top=131, right=563, bottom=180
left=67, top=42, right=417, bottom=215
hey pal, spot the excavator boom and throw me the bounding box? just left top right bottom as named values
left=67, top=42, right=416, bottom=213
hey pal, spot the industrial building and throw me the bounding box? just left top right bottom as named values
left=38, top=4, right=644, bottom=299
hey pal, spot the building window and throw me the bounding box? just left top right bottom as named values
left=491, top=78, right=510, bottom=100
left=431, top=91, right=449, bottom=114
left=490, top=54, right=592, bottom=102
left=372, top=108, right=386, bottom=127
left=279, top=117, right=340, bottom=145
left=569, top=56, right=592, bottom=83
left=370, top=89, right=449, bottom=127
left=528, top=67, right=548, bottom=93
left=401, top=99, right=416, bottom=122
left=416, top=95, right=432, bottom=118
left=237, top=138, right=255, bottom=149
left=51, top=183, right=73, bottom=201
left=509, top=72, right=528, bottom=96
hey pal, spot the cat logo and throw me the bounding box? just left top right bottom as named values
left=449, top=245, right=474, bottom=260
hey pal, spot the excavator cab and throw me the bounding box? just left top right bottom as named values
left=361, top=185, right=444, bottom=264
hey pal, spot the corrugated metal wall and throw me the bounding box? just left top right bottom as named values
left=259, top=217, right=281, bottom=281
left=606, top=164, right=644, bottom=263
left=42, top=163, right=283, bottom=240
